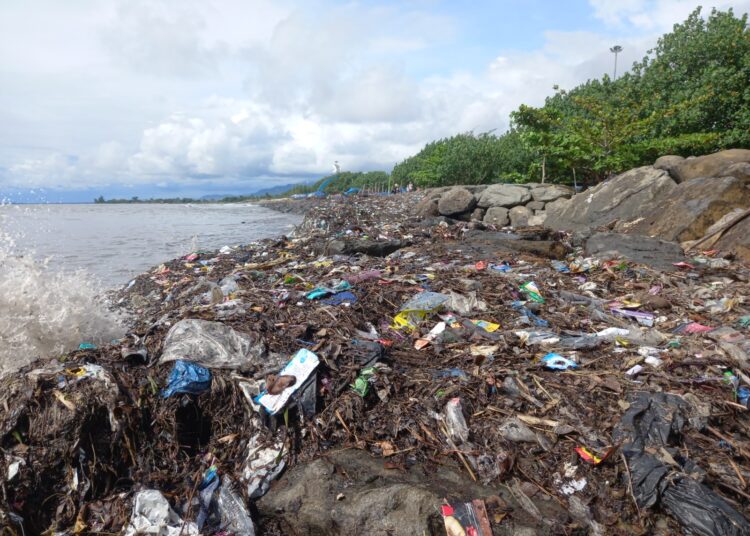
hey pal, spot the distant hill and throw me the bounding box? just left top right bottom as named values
left=197, top=182, right=313, bottom=201
left=250, top=182, right=309, bottom=197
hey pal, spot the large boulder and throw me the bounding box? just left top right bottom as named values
left=325, top=238, right=407, bottom=257
left=477, top=184, right=531, bottom=208
left=714, top=214, right=750, bottom=263
left=509, top=205, right=533, bottom=227
left=585, top=232, right=686, bottom=272
left=545, top=166, right=676, bottom=232
left=526, top=201, right=546, bottom=211
left=620, top=176, right=750, bottom=242
left=725, top=162, right=750, bottom=183
left=483, top=206, right=510, bottom=226
left=437, top=187, right=476, bottom=216
left=257, top=449, right=561, bottom=535
left=671, top=149, right=750, bottom=182
left=530, top=184, right=573, bottom=203
left=527, top=212, right=547, bottom=227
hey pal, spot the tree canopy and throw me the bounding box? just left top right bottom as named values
left=511, top=7, right=750, bottom=184
left=387, top=7, right=750, bottom=188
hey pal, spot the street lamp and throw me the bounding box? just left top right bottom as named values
left=610, top=45, right=623, bottom=80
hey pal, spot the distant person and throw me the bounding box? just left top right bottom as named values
left=407, top=182, right=414, bottom=192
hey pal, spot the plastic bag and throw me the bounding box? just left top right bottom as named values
left=160, top=319, right=266, bottom=370
left=161, top=360, right=211, bottom=398
left=613, top=392, right=750, bottom=535
left=124, top=490, right=199, bottom=536
left=393, top=291, right=448, bottom=329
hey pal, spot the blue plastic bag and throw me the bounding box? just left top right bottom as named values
left=162, top=360, right=212, bottom=398
left=322, top=291, right=357, bottom=306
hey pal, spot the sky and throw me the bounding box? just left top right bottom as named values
left=1, top=0, right=749, bottom=202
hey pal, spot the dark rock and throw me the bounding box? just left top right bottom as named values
left=725, top=162, right=750, bottom=183
left=529, top=185, right=573, bottom=203
left=509, top=205, right=533, bottom=227
left=438, top=187, right=477, bottom=216
left=325, top=239, right=407, bottom=257
left=483, top=206, right=510, bottom=226
left=620, top=176, right=750, bottom=242
left=585, top=232, right=686, bottom=271
left=526, top=201, right=546, bottom=211
left=470, top=207, right=486, bottom=221
left=459, top=230, right=570, bottom=259
left=416, top=216, right=457, bottom=227
left=654, top=155, right=685, bottom=176
left=671, top=149, right=750, bottom=182
left=477, top=184, right=532, bottom=208
left=257, top=449, right=561, bottom=536
left=414, top=197, right=440, bottom=218
left=715, top=214, right=750, bottom=263
left=462, top=185, right=489, bottom=195
left=425, top=187, right=452, bottom=200
left=545, top=166, right=676, bottom=232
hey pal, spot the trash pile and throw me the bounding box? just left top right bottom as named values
left=3, top=191, right=750, bottom=535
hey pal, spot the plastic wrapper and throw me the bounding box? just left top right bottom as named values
left=215, top=479, right=256, bottom=535
left=442, top=397, right=469, bottom=444
left=124, top=490, right=199, bottom=536
left=322, top=290, right=357, bottom=305
left=441, top=499, right=492, bottom=536
left=610, top=308, right=655, bottom=327
left=256, top=349, right=320, bottom=415
left=542, top=353, right=577, bottom=370
left=242, top=435, right=286, bottom=499
left=520, top=281, right=544, bottom=303
left=444, top=290, right=487, bottom=315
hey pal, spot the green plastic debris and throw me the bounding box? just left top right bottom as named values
left=351, top=367, right=376, bottom=397
left=667, top=340, right=681, bottom=348
left=738, top=316, right=750, bottom=328
left=520, top=281, right=545, bottom=303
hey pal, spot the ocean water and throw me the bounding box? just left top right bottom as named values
left=0, top=203, right=302, bottom=376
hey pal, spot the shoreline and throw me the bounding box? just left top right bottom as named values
left=3, top=191, right=750, bottom=535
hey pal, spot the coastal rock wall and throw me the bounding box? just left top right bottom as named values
left=424, top=182, right=574, bottom=227
left=417, top=148, right=750, bottom=262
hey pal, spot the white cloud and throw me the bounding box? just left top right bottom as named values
left=589, top=0, right=750, bottom=31
left=1, top=0, right=749, bottom=194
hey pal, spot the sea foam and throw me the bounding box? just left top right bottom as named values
left=0, top=216, right=125, bottom=378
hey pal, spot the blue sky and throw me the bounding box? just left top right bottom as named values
left=1, top=0, right=749, bottom=202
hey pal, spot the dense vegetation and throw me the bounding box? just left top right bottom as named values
left=394, top=7, right=750, bottom=188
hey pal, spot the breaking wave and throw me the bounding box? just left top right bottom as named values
left=0, top=213, right=126, bottom=378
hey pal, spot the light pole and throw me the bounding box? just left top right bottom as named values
left=610, top=45, right=623, bottom=80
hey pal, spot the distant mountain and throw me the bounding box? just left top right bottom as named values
left=250, top=182, right=310, bottom=197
